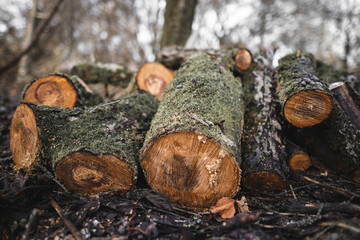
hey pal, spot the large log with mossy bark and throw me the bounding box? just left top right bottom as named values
left=10, top=93, right=158, bottom=194
left=22, top=74, right=102, bottom=108
left=140, top=53, right=244, bottom=209
left=70, top=62, right=133, bottom=87
left=136, top=62, right=174, bottom=100
left=276, top=52, right=333, bottom=128
left=241, top=48, right=288, bottom=191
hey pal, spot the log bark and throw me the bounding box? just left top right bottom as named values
left=140, top=53, right=244, bottom=209
left=136, top=62, right=174, bottom=100
left=221, top=48, right=253, bottom=75
left=10, top=93, right=159, bottom=194
left=22, top=74, right=102, bottom=108
left=315, top=103, right=360, bottom=183
left=241, top=48, right=288, bottom=191
left=276, top=52, right=333, bottom=128
left=70, top=62, right=133, bottom=87
left=329, top=81, right=360, bottom=130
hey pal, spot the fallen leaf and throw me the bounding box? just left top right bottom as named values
left=211, top=197, right=235, bottom=219
left=235, top=196, right=249, bottom=213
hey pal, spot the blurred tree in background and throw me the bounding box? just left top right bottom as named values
left=0, top=0, right=359, bottom=100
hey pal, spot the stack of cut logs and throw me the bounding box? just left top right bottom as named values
left=10, top=47, right=360, bottom=210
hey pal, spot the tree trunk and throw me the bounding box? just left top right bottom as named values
left=136, top=62, right=174, bottom=100
left=241, top=48, right=288, bottom=191
left=276, top=52, right=333, bottom=128
left=140, top=53, right=243, bottom=209
left=160, top=0, right=198, bottom=48
left=10, top=93, right=159, bottom=194
left=70, top=62, right=133, bottom=87
left=22, top=73, right=103, bottom=108
left=16, top=0, right=38, bottom=88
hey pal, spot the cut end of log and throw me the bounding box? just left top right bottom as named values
left=141, top=131, right=240, bottom=209
left=235, top=48, right=252, bottom=71
left=136, top=62, right=174, bottom=100
left=10, top=104, right=39, bottom=171
left=55, top=152, right=134, bottom=195
left=288, top=152, right=312, bottom=171
left=284, top=90, right=333, bottom=128
left=242, top=171, right=286, bottom=191
left=23, top=75, right=77, bottom=108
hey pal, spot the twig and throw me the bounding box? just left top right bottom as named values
left=186, top=112, right=209, bottom=127
left=50, top=199, right=83, bottom=240
left=320, top=221, right=360, bottom=233
left=22, top=208, right=38, bottom=240
left=288, top=202, right=360, bottom=214
left=0, top=156, right=12, bottom=162
left=289, top=184, right=297, bottom=200
left=0, top=0, right=63, bottom=76
left=303, top=176, right=360, bottom=199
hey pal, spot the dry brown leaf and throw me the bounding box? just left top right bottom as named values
left=210, top=197, right=235, bottom=219
left=235, top=196, right=250, bottom=213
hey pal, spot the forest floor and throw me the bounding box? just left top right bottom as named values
left=1, top=97, right=360, bottom=240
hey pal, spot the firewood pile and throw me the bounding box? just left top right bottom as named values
left=1, top=46, right=360, bottom=239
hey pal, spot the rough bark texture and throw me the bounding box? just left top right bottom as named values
left=70, top=62, right=133, bottom=87
left=329, top=81, right=360, bottom=130
left=315, top=103, right=360, bottom=182
left=22, top=73, right=102, bottom=108
left=140, top=53, right=244, bottom=209
left=276, top=52, right=333, bottom=128
left=10, top=93, right=159, bottom=194
left=161, top=0, right=198, bottom=47
left=157, top=46, right=224, bottom=70
left=241, top=48, right=288, bottom=191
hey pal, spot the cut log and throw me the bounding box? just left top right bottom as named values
left=136, top=62, right=174, bottom=100
left=157, top=46, right=223, bottom=70
left=222, top=48, right=253, bottom=74
left=70, top=62, right=133, bottom=87
left=241, top=48, right=288, bottom=191
left=329, top=81, right=360, bottom=130
left=140, top=53, right=243, bottom=209
left=315, top=104, right=360, bottom=183
left=22, top=74, right=102, bottom=108
left=276, top=52, right=333, bottom=128
left=10, top=93, right=159, bottom=194
left=286, top=144, right=311, bottom=171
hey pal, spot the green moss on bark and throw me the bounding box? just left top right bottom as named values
left=276, top=52, right=330, bottom=111
left=22, top=92, right=158, bottom=182
left=70, top=62, right=133, bottom=87
left=142, top=52, right=244, bottom=165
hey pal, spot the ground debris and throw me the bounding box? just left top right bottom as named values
left=1, top=100, right=360, bottom=239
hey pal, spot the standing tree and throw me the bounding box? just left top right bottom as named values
left=160, top=0, right=198, bottom=47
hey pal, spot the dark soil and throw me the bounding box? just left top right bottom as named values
left=1, top=98, right=360, bottom=240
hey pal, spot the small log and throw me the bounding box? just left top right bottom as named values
left=140, top=53, right=243, bottom=209
left=276, top=52, right=333, bottom=128
left=287, top=144, right=311, bottom=171
left=329, top=81, right=360, bottom=130
left=10, top=93, right=158, bottom=194
left=136, top=62, right=174, bottom=100
left=221, top=48, right=253, bottom=74
left=241, top=48, right=287, bottom=191
left=22, top=74, right=102, bottom=108
left=70, top=62, right=133, bottom=87
left=157, top=46, right=223, bottom=70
